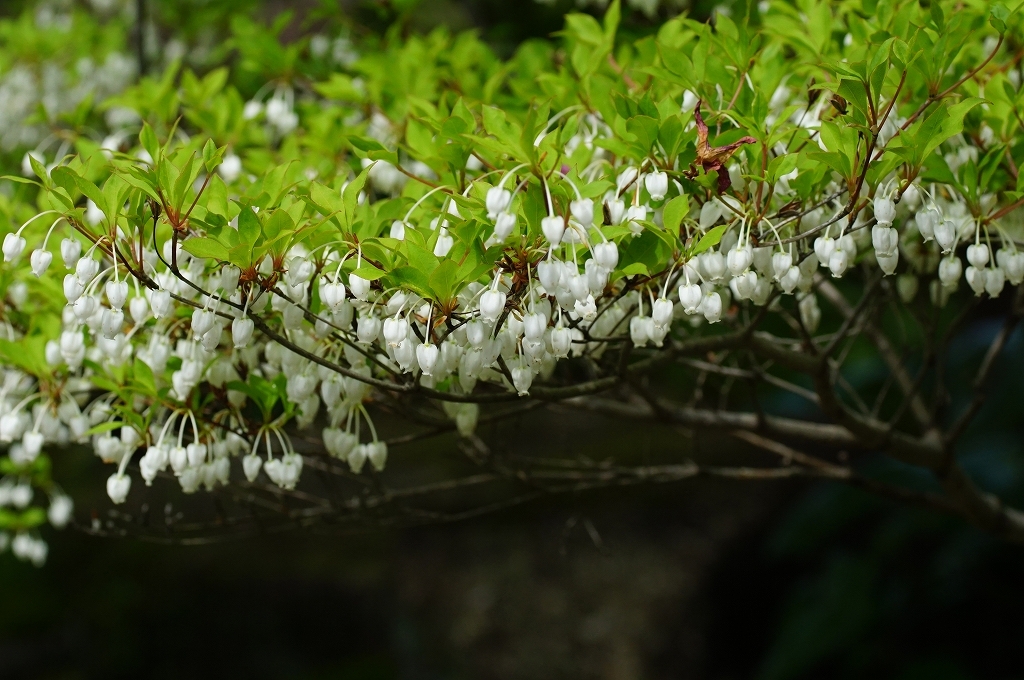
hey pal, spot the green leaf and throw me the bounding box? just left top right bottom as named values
left=181, top=236, right=230, bottom=261
left=662, top=195, right=689, bottom=235
left=428, top=259, right=460, bottom=302
left=690, top=224, right=727, bottom=257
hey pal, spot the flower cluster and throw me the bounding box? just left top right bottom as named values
left=1, top=0, right=1023, bottom=560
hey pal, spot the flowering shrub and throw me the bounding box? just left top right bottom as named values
left=2, top=0, right=1024, bottom=563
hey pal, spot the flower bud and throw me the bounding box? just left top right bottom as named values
left=607, top=198, right=626, bottom=225
left=625, top=205, right=647, bottom=236
left=616, top=166, right=639, bottom=193
left=524, top=313, right=547, bottom=340
left=342, top=444, right=366, bottom=474
left=367, top=441, right=388, bottom=471
left=129, top=296, right=149, bottom=324
left=731, top=270, right=757, bottom=299
left=780, top=265, right=801, bottom=294
left=320, top=279, right=347, bottom=313
left=871, top=225, right=898, bottom=256
left=383, top=316, right=409, bottom=347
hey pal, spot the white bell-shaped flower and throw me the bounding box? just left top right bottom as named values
left=700, top=250, right=726, bottom=280
left=416, top=343, right=440, bottom=375
left=771, top=251, right=792, bottom=280
left=511, top=364, right=533, bottom=396
left=433, top=227, right=454, bottom=257
left=702, top=291, right=723, bottom=323
left=873, top=193, right=896, bottom=226
left=541, top=215, right=565, bottom=246
left=242, top=454, right=263, bottom=481
left=570, top=198, right=594, bottom=227
left=986, top=267, right=1005, bottom=297
left=30, top=249, right=52, bottom=276
left=629, top=315, right=653, bottom=346
left=105, top=280, right=129, bottom=309
left=938, top=256, right=962, bottom=287
left=799, top=294, right=821, bottom=333
left=480, top=289, right=506, bottom=322
left=106, top=473, right=131, bottom=504
left=129, top=296, right=149, bottom=323
left=727, top=243, right=753, bottom=276
left=348, top=273, right=370, bottom=300
left=828, top=247, right=849, bottom=278
left=966, top=243, right=989, bottom=269
left=877, top=250, right=899, bottom=276
left=150, top=290, right=172, bottom=318
left=574, top=294, right=597, bottom=321
left=813, top=236, right=835, bottom=265
left=486, top=186, right=512, bottom=219
left=593, top=241, right=618, bottom=270
left=492, top=211, right=517, bottom=242
left=965, top=266, right=987, bottom=295
left=934, top=220, right=957, bottom=253
left=644, top=171, right=668, bottom=201
left=63, top=274, right=84, bottom=303
left=61, top=238, right=81, bottom=267
left=679, top=282, right=702, bottom=314
left=2, top=233, right=26, bottom=262
left=76, top=256, right=99, bottom=283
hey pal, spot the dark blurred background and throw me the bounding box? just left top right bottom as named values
left=2, top=1, right=1024, bottom=678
